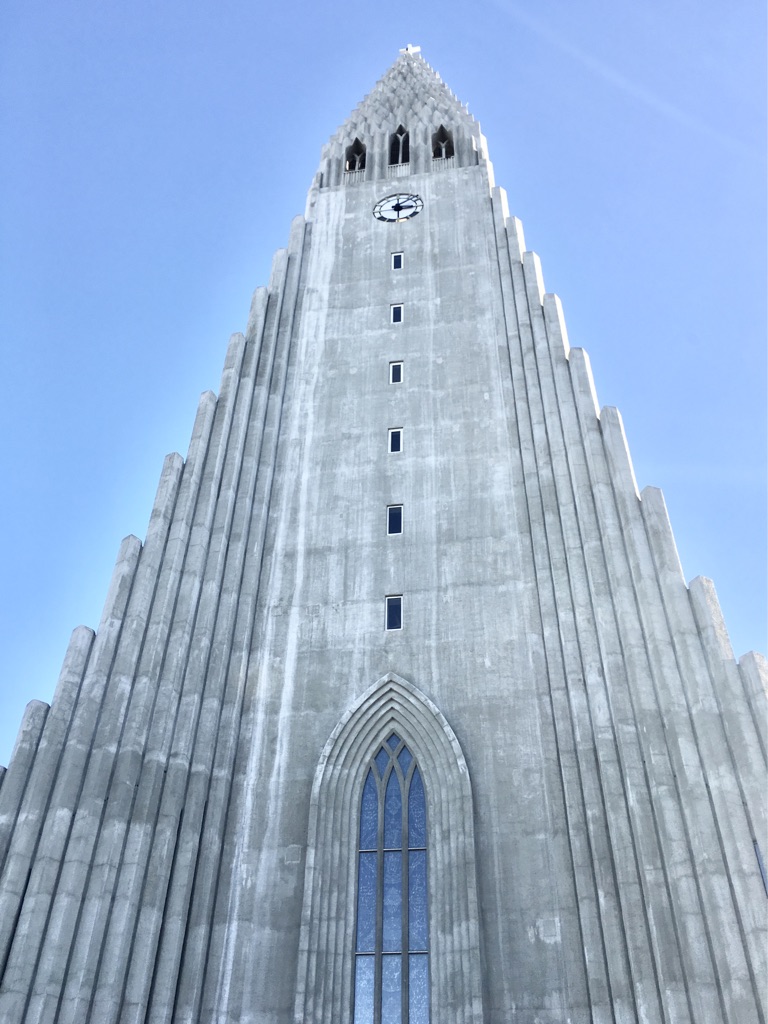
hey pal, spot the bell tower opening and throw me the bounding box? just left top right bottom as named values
left=345, top=138, right=367, bottom=171
left=431, top=125, right=454, bottom=159
left=389, top=125, right=410, bottom=165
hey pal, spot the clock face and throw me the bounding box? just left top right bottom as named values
left=373, top=193, right=423, bottom=222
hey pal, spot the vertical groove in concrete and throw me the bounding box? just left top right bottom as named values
left=199, top=220, right=310, bottom=1024
left=490, top=201, right=597, bottom=1022
left=690, top=578, right=767, bottom=833
left=540, top=293, right=656, bottom=1024
left=688, top=577, right=768, bottom=1017
left=640, top=485, right=764, bottom=1019
left=141, top=330, right=262, bottom=1022
left=118, top=246, right=294, bottom=1024
left=597, top=407, right=693, bottom=1024
left=0, top=535, right=141, bottom=1024
left=0, top=702, right=49, bottom=876
left=85, top=395, right=217, bottom=1024
left=519, top=253, right=637, bottom=1023
left=111, top=333, right=248, bottom=1024
left=52, top=452, right=184, bottom=1024
left=198, top=258, right=301, bottom=1024
left=501, top=228, right=613, bottom=1019
left=523, top=265, right=626, bottom=1023
left=541, top=282, right=690, bottom=1024
left=145, top=268, right=293, bottom=1024
left=173, top=261, right=302, bottom=1022
left=605, top=427, right=728, bottom=1022
left=637, top=485, right=744, bottom=1023
left=738, top=652, right=768, bottom=765
left=166, top=287, right=273, bottom=1024
left=569, top=351, right=672, bottom=1024
left=0, top=626, right=94, bottom=983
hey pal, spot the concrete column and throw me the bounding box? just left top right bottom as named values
left=197, top=218, right=309, bottom=1024
left=92, top=330, right=246, bottom=1024
left=53, top=452, right=184, bottom=1024
left=738, top=652, right=768, bottom=763
left=640, top=485, right=762, bottom=1021
left=0, top=626, right=93, bottom=972
left=173, top=240, right=306, bottom=1023
left=0, top=535, right=141, bottom=1023
left=0, top=700, right=49, bottom=873
left=600, top=419, right=726, bottom=1021
left=598, top=407, right=695, bottom=1024
left=143, top=284, right=293, bottom=1023
left=568, top=353, right=670, bottom=1024
left=522, top=263, right=629, bottom=1024
left=539, top=292, right=665, bottom=1024
left=26, top=447, right=185, bottom=1024
left=86, top=390, right=218, bottom=1024
left=488, top=202, right=594, bottom=1021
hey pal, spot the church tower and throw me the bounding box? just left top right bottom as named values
left=0, top=48, right=765, bottom=1024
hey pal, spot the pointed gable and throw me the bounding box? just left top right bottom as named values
left=328, top=50, right=476, bottom=143
left=314, top=49, right=488, bottom=189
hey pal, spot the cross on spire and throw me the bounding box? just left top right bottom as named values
left=399, top=43, right=421, bottom=55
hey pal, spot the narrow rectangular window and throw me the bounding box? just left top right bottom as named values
left=386, top=596, right=403, bottom=630
left=388, top=429, right=402, bottom=453
left=390, top=304, right=403, bottom=324
left=391, top=252, right=403, bottom=270
left=387, top=506, right=403, bottom=535
left=389, top=362, right=403, bottom=384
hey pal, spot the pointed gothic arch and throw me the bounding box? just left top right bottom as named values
left=389, top=125, right=410, bottom=165
left=345, top=138, right=367, bottom=172
left=293, top=673, right=483, bottom=1024
left=431, top=125, right=454, bottom=159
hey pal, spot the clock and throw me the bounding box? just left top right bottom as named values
left=373, top=193, right=423, bottom=222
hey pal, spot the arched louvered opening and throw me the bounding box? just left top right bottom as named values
left=389, top=125, right=410, bottom=166
left=345, top=138, right=367, bottom=172
left=354, top=732, right=429, bottom=1024
left=431, top=125, right=454, bottom=159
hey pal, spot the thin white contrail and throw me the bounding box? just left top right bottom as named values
left=488, top=1, right=756, bottom=157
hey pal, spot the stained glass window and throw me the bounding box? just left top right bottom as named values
left=354, top=734, right=429, bottom=1024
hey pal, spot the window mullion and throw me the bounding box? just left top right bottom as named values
left=402, top=764, right=410, bottom=1024
left=372, top=768, right=384, bottom=1024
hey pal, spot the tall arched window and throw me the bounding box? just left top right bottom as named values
left=354, top=732, right=428, bottom=1024
left=293, top=673, right=483, bottom=1024
left=346, top=138, right=367, bottom=171
left=431, top=125, right=454, bottom=159
left=389, top=125, right=410, bottom=165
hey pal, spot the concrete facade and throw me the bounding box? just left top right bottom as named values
left=0, top=50, right=766, bottom=1024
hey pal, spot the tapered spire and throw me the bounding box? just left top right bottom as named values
left=314, top=49, right=487, bottom=191
left=328, top=48, right=476, bottom=143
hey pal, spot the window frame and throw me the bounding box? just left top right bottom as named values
left=391, top=252, right=403, bottom=271
left=389, top=362, right=403, bottom=385
left=390, top=304, right=404, bottom=324
left=387, top=505, right=403, bottom=535
left=385, top=595, right=403, bottom=631
left=353, top=734, right=428, bottom=1023
left=388, top=429, right=403, bottom=454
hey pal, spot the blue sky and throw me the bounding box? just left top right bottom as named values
left=0, top=0, right=765, bottom=766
